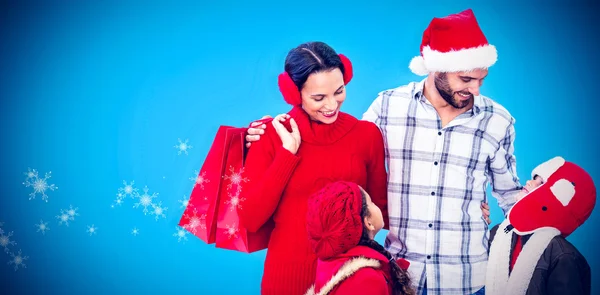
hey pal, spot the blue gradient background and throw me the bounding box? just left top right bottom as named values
left=1, top=1, right=599, bottom=294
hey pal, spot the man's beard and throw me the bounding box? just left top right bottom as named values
left=434, top=73, right=473, bottom=109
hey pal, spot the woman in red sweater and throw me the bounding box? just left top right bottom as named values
left=239, top=41, right=388, bottom=295
left=305, top=181, right=414, bottom=295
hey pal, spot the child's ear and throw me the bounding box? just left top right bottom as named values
left=364, top=216, right=375, bottom=231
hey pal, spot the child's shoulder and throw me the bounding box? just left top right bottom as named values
left=547, top=235, right=585, bottom=258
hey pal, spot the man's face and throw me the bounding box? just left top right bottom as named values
left=434, top=69, right=488, bottom=109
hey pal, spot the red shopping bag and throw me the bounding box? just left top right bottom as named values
left=215, top=128, right=274, bottom=253
left=178, top=125, right=235, bottom=244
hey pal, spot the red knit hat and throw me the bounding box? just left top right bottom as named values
left=409, top=9, right=497, bottom=76
left=508, top=157, right=596, bottom=237
left=306, top=181, right=364, bottom=260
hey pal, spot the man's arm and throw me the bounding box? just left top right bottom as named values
left=361, top=93, right=384, bottom=124
left=488, top=120, right=522, bottom=215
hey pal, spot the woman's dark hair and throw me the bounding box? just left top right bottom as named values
left=359, top=189, right=415, bottom=295
left=284, top=41, right=346, bottom=90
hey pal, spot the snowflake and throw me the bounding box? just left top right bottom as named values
left=150, top=202, right=168, bottom=221
left=190, top=170, right=210, bottom=190
left=131, top=227, right=139, bottom=236
left=181, top=207, right=205, bottom=234
left=22, top=168, right=58, bottom=202
left=111, top=197, right=124, bottom=208
left=133, top=186, right=157, bottom=215
left=173, top=227, right=188, bottom=243
left=7, top=250, right=28, bottom=271
left=0, top=231, right=16, bottom=253
left=0, top=221, right=4, bottom=235
left=87, top=225, right=98, bottom=236
left=178, top=196, right=189, bottom=209
left=117, top=180, right=138, bottom=199
left=223, top=166, right=248, bottom=191
left=35, top=220, right=49, bottom=235
left=225, top=192, right=245, bottom=211
left=67, top=205, right=79, bottom=218
left=225, top=224, right=239, bottom=239
left=56, top=205, right=78, bottom=226
left=174, top=138, right=193, bottom=155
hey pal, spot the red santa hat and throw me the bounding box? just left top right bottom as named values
left=508, top=157, right=597, bottom=237
left=409, top=9, right=498, bottom=76
left=306, top=181, right=364, bottom=260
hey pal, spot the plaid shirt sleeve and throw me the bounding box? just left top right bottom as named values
left=362, top=93, right=383, bottom=124
left=488, top=118, right=521, bottom=215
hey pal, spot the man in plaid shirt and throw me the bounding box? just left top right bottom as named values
left=361, top=9, right=522, bottom=295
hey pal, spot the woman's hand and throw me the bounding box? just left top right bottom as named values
left=272, top=114, right=300, bottom=155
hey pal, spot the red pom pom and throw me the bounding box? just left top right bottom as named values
left=278, top=72, right=302, bottom=106
left=338, top=54, right=353, bottom=85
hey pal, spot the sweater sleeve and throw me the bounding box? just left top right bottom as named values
left=239, top=125, right=301, bottom=232
left=365, top=122, right=389, bottom=229
left=334, top=268, right=389, bottom=295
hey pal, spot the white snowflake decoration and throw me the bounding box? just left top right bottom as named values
left=174, top=138, right=193, bottom=155
left=133, top=186, right=158, bottom=215
left=131, top=227, right=139, bottom=236
left=118, top=180, right=138, bottom=199
left=225, top=192, right=245, bottom=211
left=7, top=250, right=28, bottom=271
left=22, top=168, right=58, bottom=202
left=67, top=205, right=79, bottom=218
left=36, top=220, right=49, bottom=235
left=178, top=196, right=189, bottom=209
left=223, top=166, right=248, bottom=191
left=173, top=227, right=188, bottom=243
left=0, top=231, right=16, bottom=253
left=111, top=197, right=124, bottom=208
left=225, top=224, right=239, bottom=239
left=190, top=170, right=210, bottom=189
left=56, top=205, right=78, bottom=226
left=87, top=225, right=98, bottom=236
left=181, top=207, right=205, bottom=234
left=150, top=202, right=168, bottom=221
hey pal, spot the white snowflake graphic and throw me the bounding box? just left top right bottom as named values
left=133, top=186, right=157, bottom=215
left=67, top=205, right=79, bottom=218
left=225, top=224, right=239, bottom=239
left=111, top=197, right=124, bottom=208
left=87, top=225, right=98, bottom=236
left=150, top=202, right=168, bottom=221
left=178, top=196, right=189, bottom=209
left=131, top=227, right=139, bottom=236
left=190, top=170, right=210, bottom=189
left=223, top=166, right=248, bottom=191
left=118, top=180, right=138, bottom=199
left=22, top=168, right=58, bottom=202
left=7, top=250, right=28, bottom=271
left=174, top=138, right=193, bottom=155
left=56, top=205, right=78, bottom=226
left=173, top=227, right=188, bottom=243
left=225, top=192, right=246, bottom=211
left=35, top=220, right=49, bottom=235
left=0, top=231, right=16, bottom=253
left=181, top=207, right=205, bottom=234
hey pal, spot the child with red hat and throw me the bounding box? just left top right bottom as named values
left=486, top=157, right=595, bottom=295
left=305, top=181, right=414, bottom=295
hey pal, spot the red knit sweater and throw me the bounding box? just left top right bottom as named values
left=240, top=106, right=388, bottom=295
